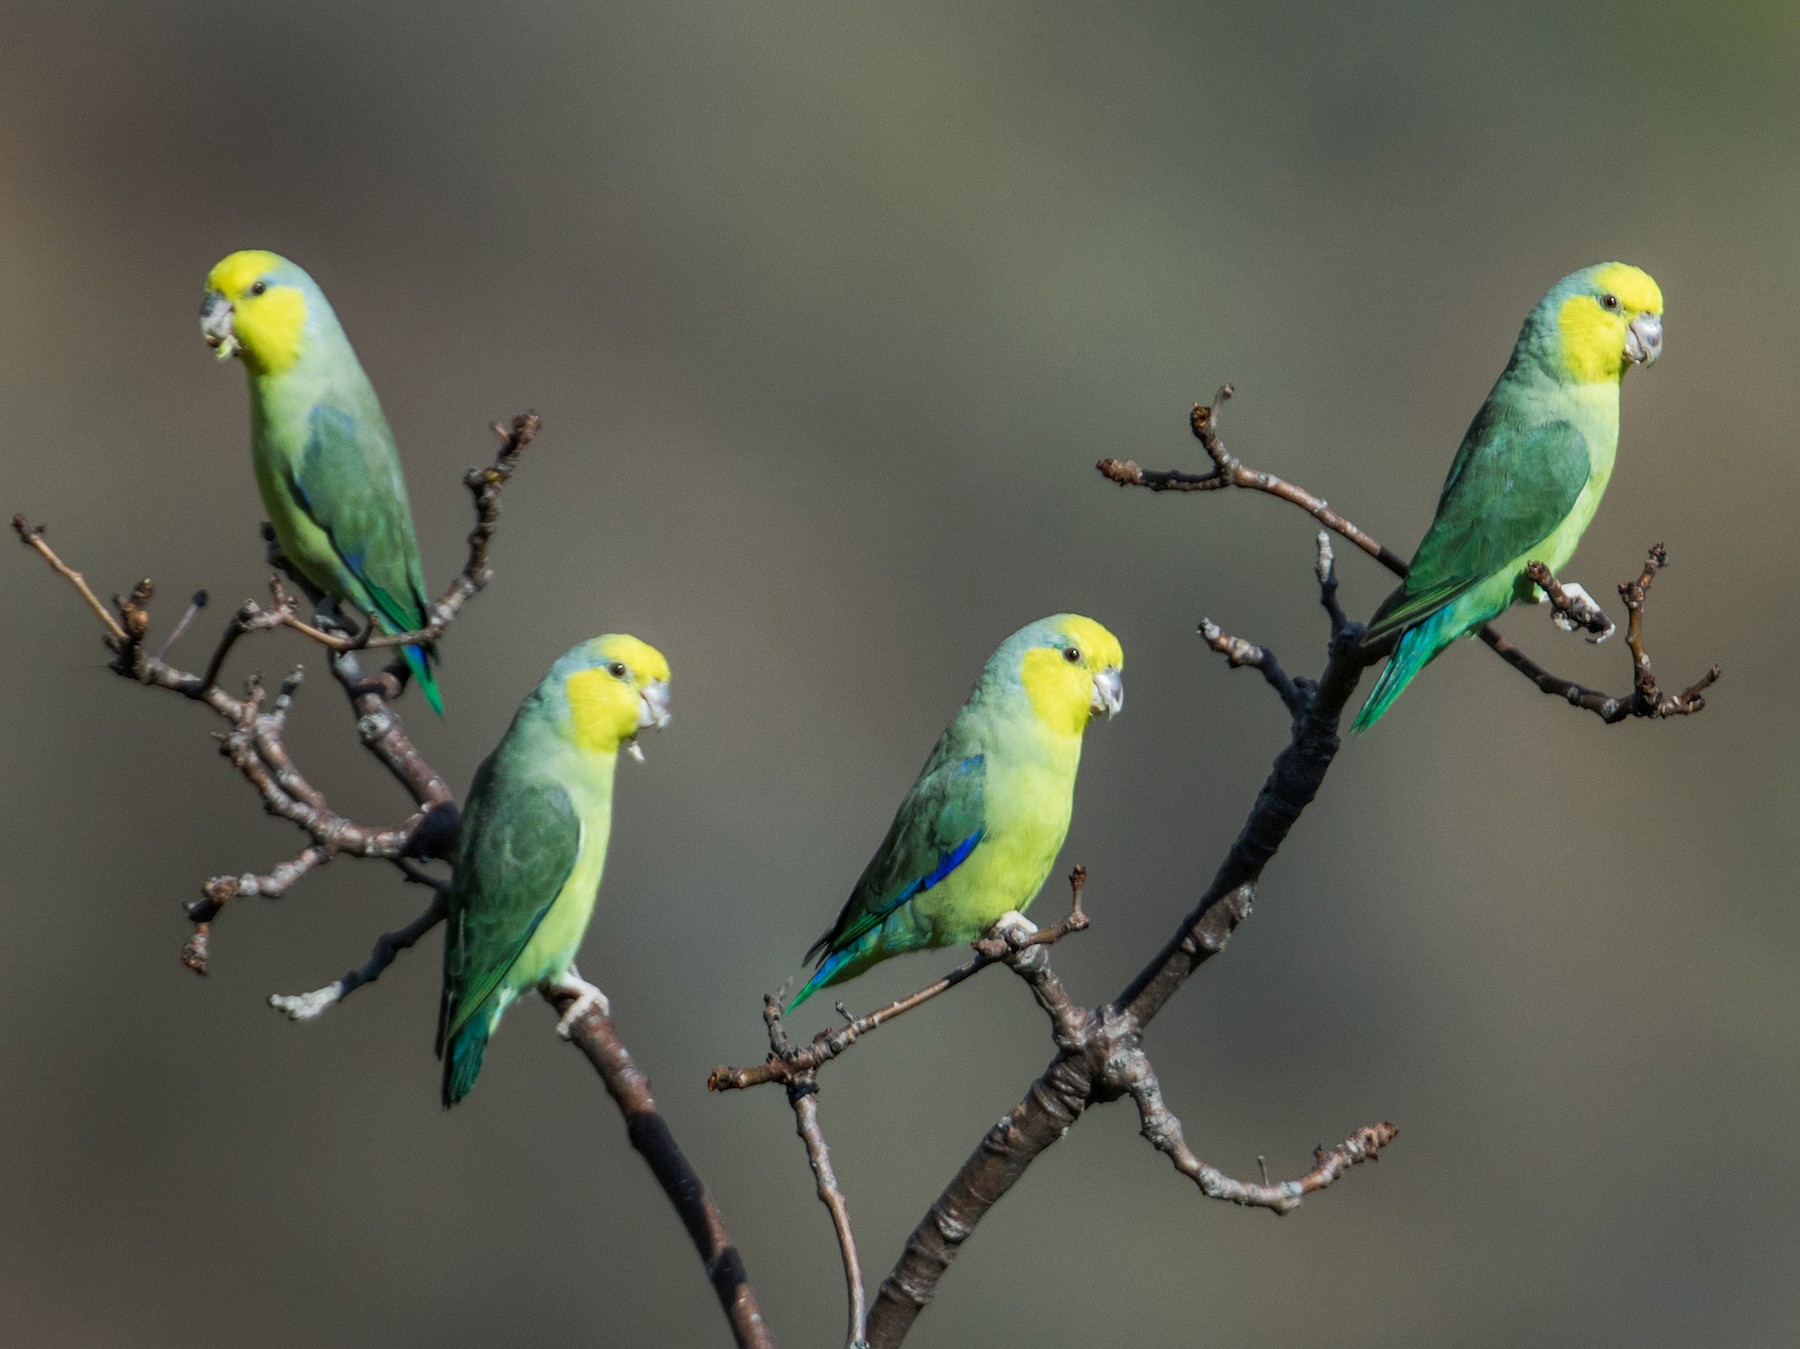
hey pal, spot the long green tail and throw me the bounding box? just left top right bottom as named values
left=1352, top=615, right=1452, bottom=732
left=441, top=1017, right=490, bottom=1107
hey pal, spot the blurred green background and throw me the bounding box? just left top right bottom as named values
left=4, top=2, right=1796, bottom=1345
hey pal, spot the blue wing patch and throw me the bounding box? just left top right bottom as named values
left=904, top=829, right=982, bottom=901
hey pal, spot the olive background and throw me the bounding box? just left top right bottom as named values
left=3, top=3, right=1796, bottom=1346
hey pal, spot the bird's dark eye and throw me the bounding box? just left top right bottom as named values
left=1600, top=293, right=1620, bottom=311
left=250, top=281, right=267, bottom=297
left=1063, top=646, right=1081, bottom=663
left=608, top=662, right=628, bottom=678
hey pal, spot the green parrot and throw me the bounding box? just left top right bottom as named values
left=200, top=250, right=443, bottom=713
left=789, top=614, right=1123, bottom=1012
left=1352, top=262, right=1665, bottom=731
left=437, top=635, right=672, bottom=1106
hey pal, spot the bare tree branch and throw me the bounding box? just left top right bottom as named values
left=1198, top=617, right=1305, bottom=719
left=1097, top=386, right=1410, bottom=573
left=1123, top=1042, right=1395, bottom=1214
left=18, top=414, right=777, bottom=1349
left=548, top=987, right=775, bottom=1349
left=11, top=515, right=130, bottom=642
left=269, top=892, right=448, bottom=1021
left=1100, top=391, right=1718, bottom=726
left=14, top=417, right=535, bottom=962
left=760, top=1001, right=868, bottom=1349
left=857, top=390, right=1720, bottom=1345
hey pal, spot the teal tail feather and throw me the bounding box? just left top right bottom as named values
left=441, top=1019, right=490, bottom=1107
left=1352, top=619, right=1445, bottom=732
left=403, top=643, right=444, bottom=715
left=786, top=947, right=854, bottom=1014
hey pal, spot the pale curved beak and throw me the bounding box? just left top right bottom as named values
left=1089, top=666, right=1124, bottom=719
left=199, top=292, right=239, bottom=361
left=625, top=680, right=672, bottom=764
left=638, top=680, right=671, bottom=732
left=1625, top=312, right=1662, bottom=367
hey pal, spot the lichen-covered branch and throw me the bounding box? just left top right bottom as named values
left=1122, top=1041, right=1394, bottom=1214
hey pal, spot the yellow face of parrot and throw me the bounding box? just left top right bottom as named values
left=1019, top=614, right=1125, bottom=737
left=1554, top=262, right=1664, bottom=384
left=564, top=634, right=674, bottom=758
left=199, top=249, right=310, bottom=376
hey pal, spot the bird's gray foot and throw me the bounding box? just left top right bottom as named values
left=1549, top=581, right=1617, bottom=643
left=989, top=910, right=1039, bottom=948
left=549, top=967, right=611, bottom=1038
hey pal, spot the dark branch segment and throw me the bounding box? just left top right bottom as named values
left=269, top=893, right=448, bottom=1021
left=548, top=988, right=775, bottom=1349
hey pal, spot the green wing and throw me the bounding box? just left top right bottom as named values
left=438, top=771, right=581, bottom=1050
left=1368, top=414, right=1592, bottom=643
left=285, top=403, right=431, bottom=634
left=807, top=749, right=988, bottom=964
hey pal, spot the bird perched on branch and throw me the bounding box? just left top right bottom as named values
left=1353, top=262, right=1664, bottom=731
left=200, top=250, right=442, bottom=712
left=789, top=615, right=1123, bottom=1012
left=437, top=636, right=672, bottom=1106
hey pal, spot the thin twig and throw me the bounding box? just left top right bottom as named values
left=155, top=590, right=208, bottom=660
left=794, top=1086, right=867, bottom=1349
left=190, top=844, right=334, bottom=925
left=763, top=1002, right=867, bottom=1349
left=13, top=515, right=128, bottom=642
left=1123, top=1042, right=1395, bottom=1213
left=1095, top=387, right=1409, bottom=574
left=1198, top=617, right=1306, bottom=719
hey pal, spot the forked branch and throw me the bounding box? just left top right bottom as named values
left=18, top=413, right=776, bottom=1349
left=14, top=416, right=536, bottom=965
left=857, top=389, right=1717, bottom=1345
